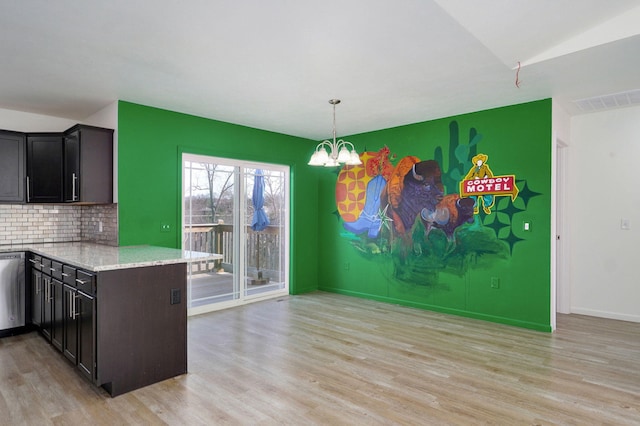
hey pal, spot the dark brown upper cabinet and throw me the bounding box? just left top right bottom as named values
left=27, top=133, right=64, bottom=203
left=0, top=130, right=26, bottom=202
left=5, top=124, right=113, bottom=204
left=64, top=125, right=113, bottom=204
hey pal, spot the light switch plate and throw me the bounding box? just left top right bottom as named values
left=490, top=277, right=500, bottom=289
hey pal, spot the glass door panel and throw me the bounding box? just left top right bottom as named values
left=244, top=168, right=287, bottom=298
left=183, top=158, right=238, bottom=311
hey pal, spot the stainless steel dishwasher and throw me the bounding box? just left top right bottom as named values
left=0, top=252, right=25, bottom=335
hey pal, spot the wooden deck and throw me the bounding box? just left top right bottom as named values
left=1, top=292, right=639, bottom=424
left=189, top=271, right=283, bottom=307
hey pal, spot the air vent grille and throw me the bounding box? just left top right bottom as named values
left=574, top=89, right=640, bottom=112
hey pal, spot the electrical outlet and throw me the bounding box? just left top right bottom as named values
left=344, top=262, right=350, bottom=271
left=170, top=288, right=181, bottom=305
left=490, top=277, right=500, bottom=289
left=160, top=223, right=171, bottom=232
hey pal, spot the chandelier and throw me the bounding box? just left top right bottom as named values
left=308, top=99, right=362, bottom=167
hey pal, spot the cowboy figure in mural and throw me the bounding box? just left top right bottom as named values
left=465, top=153, right=495, bottom=214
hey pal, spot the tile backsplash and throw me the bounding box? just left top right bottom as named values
left=81, top=204, right=118, bottom=245
left=0, top=203, right=118, bottom=246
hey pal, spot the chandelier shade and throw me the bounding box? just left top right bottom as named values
left=308, top=99, right=362, bottom=167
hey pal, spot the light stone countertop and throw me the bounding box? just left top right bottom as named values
left=0, top=242, right=222, bottom=272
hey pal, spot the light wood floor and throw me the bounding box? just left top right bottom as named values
left=1, top=292, right=639, bottom=425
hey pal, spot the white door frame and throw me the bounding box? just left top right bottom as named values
left=182, top=153, right=290, bottom=316
left=554, top=138, right=570, bottom=317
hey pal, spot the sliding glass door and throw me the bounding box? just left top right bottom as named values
left=182, top=154, right=289, bottom=315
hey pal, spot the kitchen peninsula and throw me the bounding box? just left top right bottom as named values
left=7, top=242, right=221, bottom=397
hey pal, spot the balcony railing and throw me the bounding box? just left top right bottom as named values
left=184, top=223, right=282, bottom=280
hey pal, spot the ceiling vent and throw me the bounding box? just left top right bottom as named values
left=573, top=89, right=640, bottom=112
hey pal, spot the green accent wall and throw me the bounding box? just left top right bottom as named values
left=117, top=101, right=320, bottom=294
left=117, top=99, right=552, bottom=330
left=317, top=99, right=552, bottom=331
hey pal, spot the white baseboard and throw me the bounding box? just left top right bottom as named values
left=570, top=307, right=640, bottom=323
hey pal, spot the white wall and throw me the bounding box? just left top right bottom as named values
left=83, top=101, right=118, bottom=129
left=0, top=108, right=76, bottom=132
left=553, top=100, right=571, bottom=143
left=569, top=105, right=640, bottom=322
left=0, top=102, right=117, bottom=131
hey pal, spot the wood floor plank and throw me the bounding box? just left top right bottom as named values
left=1, top=291, right=639, bottom=425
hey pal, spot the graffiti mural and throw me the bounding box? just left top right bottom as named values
left=336, top=121, right=539, bottom=286
left=460, top=153, right=518, bottom=215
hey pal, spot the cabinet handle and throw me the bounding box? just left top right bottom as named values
left=28, top=259, right=37, bottom=264
left=61, top=272, right=70, bottom=277
left=36, top=275, right=41, bottom=294
left=72, top=173, right=78, bottom=201
left=50, top=268, right=56, bottom=272
left=69, top=291, right=78, bottom=319
left=26, top=176, right=30, bottom=202
left=76, top=279, right=87, bottom=285
left=72, top=293, right=79, bottom=319
left=40, top=263, right=44, bottom=268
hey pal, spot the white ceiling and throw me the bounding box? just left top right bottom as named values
left=2, top=0, right=639, bottom=140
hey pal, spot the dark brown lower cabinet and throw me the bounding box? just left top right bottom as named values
left=39, top=258, right=64, bottom=351
left=63, top=284, right=78, bottom=364
left=39, top=275, right=64, bottom=351
left=77, top=290, right=96, bottom=381
left=29, top=256, right=187, bottom=397
left=63, top=283, right=96, bottom=382
left=30, top=267, right=43, bottom=327
left=41, top=277, right=55, bottom=342
left=41, top=272, right=52, bottom=341
left=51, top=278, right=64, bottom=352
left=97, top=263, right=187, bottom=396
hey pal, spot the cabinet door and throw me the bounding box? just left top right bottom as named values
left=77, top=291, right=96, bottom=382
left=41, top=275, right=52, bottom=341
left=63, top=284, right=78, bottom=364
left=51, top=278, right=64, bottom=352
left=30, top=268, right=43, bottom=327
left=26, top=134, right=63, bottom=203
left=63, top=130, right=80, bottom=202
left=64, top=125, right=113, bottom=204
left=0, top=130, right=26, bottom=202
